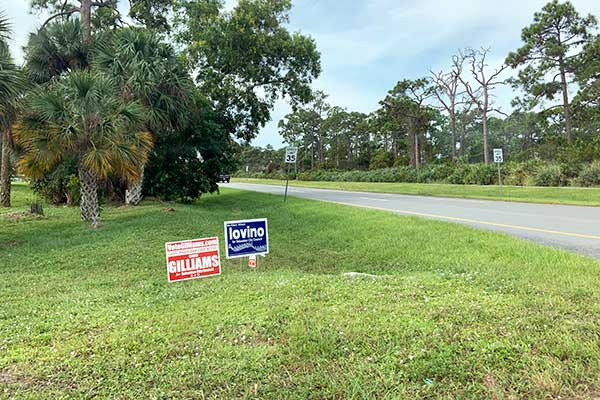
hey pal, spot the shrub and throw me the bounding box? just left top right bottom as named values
left=234, top=160, right=600, bottom=188
left=468, top=163, right=499, bottom=185
left=369, top=151, right=394, bottom=170
left=30, top=160, right=80, bottom=205
left=505, top=162, right=531, bottom=186
left=533, top=165, right=566, bottom=187
left=448, top=164, right=473, bottom=184
left=576, top=163, right=600, bottom=187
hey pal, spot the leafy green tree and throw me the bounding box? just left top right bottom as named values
left=506, top=0, right=597, bottom=144
left=370, top=105, right=407, bottom=160
left=16, top=70, right=152, bottom=226
left=94, top=27, right=194, bottom=204
left=0, top=12, right=26, bottom=207
left=380, top=79, right=435, bottom=169
left=144, top=92, right=237, bottom=202
left=278, top=91, right=329, bottom=170
left=369, top=150, right=394, bottom=170
left=236, top=144, right=285, bottom=173
left=322, top=108, right=370, bottom=169
left=177, top=0, right=321, bottom=141
left=573, top=34, right=600, bottom=136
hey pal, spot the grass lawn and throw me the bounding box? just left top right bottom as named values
left=233, top=178, right=600, bottom=207
left=1, top=183, right=600, bottom=399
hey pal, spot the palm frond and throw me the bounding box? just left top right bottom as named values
left=0, top=11, right=11, bottom=43
left=0, top=44, right=26, bottom=119
left=17, top=68, right=154, bottom=181
left=24, top=18, right=88, bottom=83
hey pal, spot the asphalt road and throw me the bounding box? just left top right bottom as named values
left=226, top=182, right=600, bottom=259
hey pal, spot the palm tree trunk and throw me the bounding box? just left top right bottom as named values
left=78, top=163, right=100, bottom=227
left=125, top=166, right=144, bottom=206
left=0, top=126, right=12, bottom=207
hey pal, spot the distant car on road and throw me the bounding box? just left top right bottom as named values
left=219, top=172, right=230, bottom=183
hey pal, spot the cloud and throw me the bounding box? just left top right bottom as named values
left=4, top=0, right=600, bottom=148
left=252, top=0, right=600, bottom=148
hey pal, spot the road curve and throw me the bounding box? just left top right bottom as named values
left=225, top=182, right=600, bottom=259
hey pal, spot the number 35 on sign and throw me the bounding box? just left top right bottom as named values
left=493, top=148, right=503, bottom=163
left=285, top=147, right=297, bottom=163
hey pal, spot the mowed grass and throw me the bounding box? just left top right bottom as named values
left=234, top=178, right=600, bottom=206
left=1, top=183, right=600, bottom=399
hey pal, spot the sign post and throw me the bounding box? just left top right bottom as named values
left=284, top=147, right=297, bottom=202
left=493, top=148, right=503, bottom=188
left=165, top=237, right=221, bottom=282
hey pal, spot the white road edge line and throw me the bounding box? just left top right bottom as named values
left=319, top=199, right=600, bottom=241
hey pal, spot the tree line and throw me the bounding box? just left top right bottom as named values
left=239, top=1, right=600, bottom=175
left=0, top=0, right=321, bottom=225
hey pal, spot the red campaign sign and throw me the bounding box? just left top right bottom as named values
left=248, top=255, right=256, bottom=268
left=165, top=237, right=221, bottom=282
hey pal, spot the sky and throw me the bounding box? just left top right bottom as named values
left=4, top=0, right=600, bottom=148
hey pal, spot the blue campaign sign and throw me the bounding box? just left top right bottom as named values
left=224, top=218, right=269, bottom=259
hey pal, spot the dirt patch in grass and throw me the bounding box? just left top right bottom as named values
left=0, top=240, right=20, bottom=250
left=0, top=366, right=33, bottom=386
left=1, top=211, right=46, bottom=222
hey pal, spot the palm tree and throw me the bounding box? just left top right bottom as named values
left=0, top=12, right=26, bottom=207
left=94, top=28, right=192, bottom=205
left=16, top=70, right=152, bottom=226
left=24, top=18, right=88, bottom=84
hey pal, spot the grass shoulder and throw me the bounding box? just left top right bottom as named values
left=233, top=178, right=600, bottom=206
left=1, top=184, right=599, bottom=398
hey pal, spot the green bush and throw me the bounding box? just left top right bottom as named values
left=467, top=164, right=499, bottom=185
left=369, top=151, right=394, bottom=170
left=30, top=160, right=80, bottom=205
left=533, top=165, right=566, bottom=187
left=234, top=160, right=600, bottom=188
left=576, top=163, right=600, bottom=187
left=447, top=164, right=473, bottom=184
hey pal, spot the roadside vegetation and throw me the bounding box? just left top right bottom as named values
left=236, top=160, right=600, bottom=188
left=2, top=1, right=600, bottom=398
left=1, top=183, right=600, bottom=398
left=1, top=0, right=320, bottom=222
left=233, top=178, right=600, bottom=207
left=237, top=2, right=600, bottom=194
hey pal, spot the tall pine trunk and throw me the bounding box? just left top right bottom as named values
left=78, top=163, right=100, bottom=227
left=0, top=126, right=12, bottom=207
left=460, top=114, right=466, bottom=157
left=559, top=62, right=573, bottom=144
left=482, top=110, right=489, bottom=164
left=80, top=0, right=92, bottom=44
left=450, top=114, right=457, bottom=159
left=414, top=133, right=420, bottom=170
left=482, top=88, right=490, bottom=164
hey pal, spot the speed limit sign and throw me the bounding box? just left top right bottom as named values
left=493, top=148, right=503, bottom=163
left=285, top=147, right=298, bottom=164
